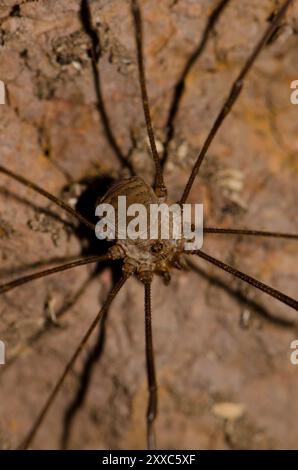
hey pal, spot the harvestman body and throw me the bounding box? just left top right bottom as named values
left=98, top=176, right=187, bottom=283
left=0, top=0, right=297, bottom=450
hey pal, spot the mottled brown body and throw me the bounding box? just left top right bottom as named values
left=100, top=176, right=186, bottom=282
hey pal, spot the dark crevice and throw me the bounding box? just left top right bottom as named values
left=10, top=5, right=21, bottom=17
left=59, top=171, right=125, bottom=447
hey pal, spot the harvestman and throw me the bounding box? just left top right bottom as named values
left=0, top=0, right=297, bottom=450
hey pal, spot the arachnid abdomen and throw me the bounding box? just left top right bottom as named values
left=100, top=176, right=158, bottom=211
left=98, top=176, right=158, bottom=241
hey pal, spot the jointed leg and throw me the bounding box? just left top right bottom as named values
left=144, top=280, right=158, bottom=450
left=0, top=165, right=95, bottom=231
left=188, top=257, right=295, bottom=328
left=19, top=273, right=130, bottom=450
left=2, top=268, right=100, bottom=372
left=131, top=0, right=167, bottom=198
left=162, top=0, right=231, bottom=168
left=0, top=255, right=111, bottom=295
left=179, top=0, right=294, bottom=204
left=189, top=250, right=298, bottom=311
left=61, top=272, right=112, bottom=449
left=203, top=227, right=298, bottom=240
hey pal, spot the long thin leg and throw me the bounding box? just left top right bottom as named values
left=189, top=249, right=298, bottom=311
left=61, top=299, right=109, bottom=449
left=144, top=280, right=157, bottom=450
left=179, top=0, right=294, bottom=204
left=0, top=255, right=79, bottom=278
left=1, top=269, right=99, bottom=372
left=131, top=0, right=167, bottom=198
left=162, top=0, right=230, bottom=168
left=18, top=273, right=129, bottom=450
left=203, top=227, right=298, bottom=240
left=188, top=257, right=295, bottom=329
left=0, top=187, right=76, bottom=231
left=0, top=165, right=95, bottom=231
left=0, top=255, right=110, bottom=295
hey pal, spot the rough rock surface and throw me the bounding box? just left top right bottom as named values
left=0, top=0, right=298, bottom=449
